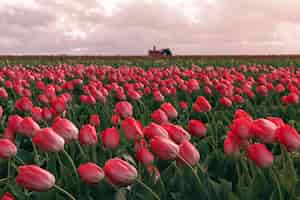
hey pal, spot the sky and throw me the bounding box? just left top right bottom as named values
left=0, top=0, right=300, bottom=55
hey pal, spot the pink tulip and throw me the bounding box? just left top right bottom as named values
left=32, top=128, right=65, bottom=152
left=246, top=144, right=273, bottom=168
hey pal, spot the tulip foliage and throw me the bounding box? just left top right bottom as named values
left=0, top=63, right=300, bottom=199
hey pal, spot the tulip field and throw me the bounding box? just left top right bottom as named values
left=1, top=57, right=300, bottom=200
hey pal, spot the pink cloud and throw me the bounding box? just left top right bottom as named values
left=0, top=0, right=299, bottom=55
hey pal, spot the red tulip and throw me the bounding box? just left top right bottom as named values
left=256, top=85, right=268, bottom=96
left=177, top=140, right=200, bottom=166
left=32, top=128, right=65, bottom=152
left=204, top=86, right=212, bottom=95
left=275, top=125, right=300, bottom=151
left=143, top=122, right=169, bottom=139
left=233, top=109, right=252, bottom=120
left=79, top=124, right=98, bottom=145
left=51, top=96, right=66, bottom=113
left=135, top=147, right=154, bottom=166
left=127, top=89, right=142, bottom=100
left=151, top=109, right=168, bottom=124
left=246, top=144, right=273, bottom=168
left=230, top=118, right=252, bottom=139
left=194, top=96, right=212, bottom=112
left=160, top=102, right=178, bottom=119
left=0, top=139, right=17, bottom=159
left=153, top=91, right=164, bottom=102
left=285, top=92, right=299, bottom=104
left=266, top=117, right=285, bottom=127
left=101, top=127, right=120, bottom=149
left=104, top=158, right=137, bottom=186
left=77, top=162, right=104, bottom=184
left=224, top=136, right=240, bottom=156
left=223, top=131, right=246, bottom=156
left=161, top=123, right=190, bottom=144
left=121, top=117, right=143, bottom=141
left=7, top=115, right=23, bottom=132
left=274, top=84, right=285, bottom=93
left=179, top=101, right=188, bottom=110
left=89, top=114, right=100, bottom=127
left=16, top=165, right=55, bottom=191
left=114, top=101, right=133, bottom=118
left=0, top=192, right=14, bottom=200
left=188, top=120, right=206, bottom=137
left=18, top=117, right=40, bottom=138
left=110, top=114, right=120, bottom=125
left=3, top=128, right=14, bottom=142
left=42, top=107, right=54, bottom=121
left=52, top=118, right=79, bottom=141
left=0, top=87, right=8, bottom=99
left=31, top=107, right=43, bottom=122
left=15, top=97, right=33, bottom=112
left=219, top=97, right=232, bottom=107
left=150, top=136, right=179, bottom=160
left=250, top=118, right=277, bottom=143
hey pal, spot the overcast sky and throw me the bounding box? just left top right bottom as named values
left=0, top=0, right=300, bottom=55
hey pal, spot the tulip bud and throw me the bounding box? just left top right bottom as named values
left=31, top=107, right=43, bottom=122
left=0, top=139, right=17, bottom=159
left=104, top=158, right=137, bottom=186
left=3, top=128, right=15, bottom=141
left=151, top=109, right=168, bottom=124
left=230, top=118, right=252, bottom=139
left=233, top=109, right=252, bottom=120
left=250, top=118, right=277, bottom=143
left=32, top=128, right=65, bottom=152
left=114, top=101, right=133, bottom=118
left=89, top=114, right=100, bottom=127
left=52, top=118, right=79, bottom=141
left=161, top=123, right=190, bottom=144
left=188, top=120, right=206, bottom=137
left=177, top=140, right=200, bottom=166
left=110, top=114, right=120, bottom=126
left=275, top=125, right=300, bottom=151
left=101, top=127, right=120, bottom=149
left=143, top=122, right=169, bottom=139
left=77, top=162, right=105, bottom=184
left=16, top=165, right=55, bottom=191
left=194, top=96, right=212, bottom=112
left=121, top=117, right=143, bottom=141
left=179, top=101, right=188, bottom=110
left=0, top=192, right=14, bottom=200
left=7, top=115, right=23, bottom=133
left=79, top=124, right=98, bottom=145
left=150, top=136, right=179, bottom=160
left=160, top=102, right=178, bottom=119
left=51, top=96, right=66, bottom=113
left=246, top=144, right=273, bottom=168
left=18, top=117, right=40, bottom=138
left=135, top=147, right=154, bottom=166
left=219, top=97, right=232, bottom=107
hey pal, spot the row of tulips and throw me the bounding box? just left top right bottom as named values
left=0, top=64, right=300, bottom=199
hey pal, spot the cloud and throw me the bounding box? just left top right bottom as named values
left=0, top=0, right=300, bottom=54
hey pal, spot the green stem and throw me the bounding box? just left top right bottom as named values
left=15, top=155, right=25, bottom=165
left=54, top=184, right=76, bottom=200
left=75, top=141, right=88, bottom=160
left=61, top=150, right=79, bottom=180
left=0, top=178, right=9, bottom=184
left=136, top=179, right=161, bottom=200
left=270, top=168, right=283, bottom=200
left=177, top=155, right=206, bottom=194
